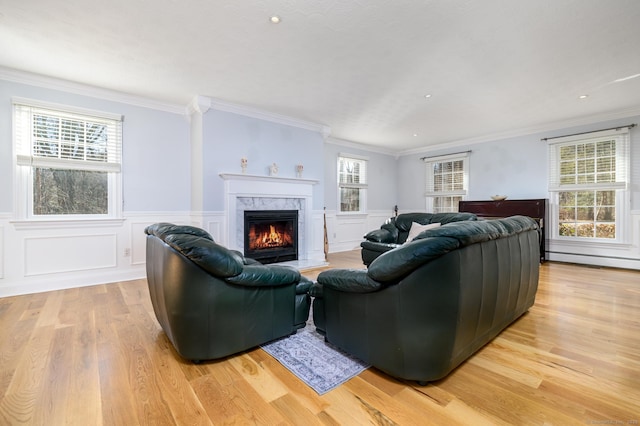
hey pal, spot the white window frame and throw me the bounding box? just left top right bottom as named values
left=424, top=152, right=469, bottom=213
left=547, top=127, right=630, bottom=244
left=12, top=97, right=123, bottom=222
left=337, top=153, right=368, bottom=214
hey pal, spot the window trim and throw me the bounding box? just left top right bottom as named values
left=337, top=153, right=368, bottom=214
left=547, top=127, right=630, bottom=244
left=12, top=97, right=123, bottom=221
left=424, top=152, right=469, bottom=213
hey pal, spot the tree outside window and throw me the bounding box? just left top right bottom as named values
left=14, top=99, right=123, bottom=219
left=548, top=128, right=630, bottom=242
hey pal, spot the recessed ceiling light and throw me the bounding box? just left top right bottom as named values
left=424, top=94, right=432, bottom=98
left=579, top=94, right=589, bottom=99
left=270, top=15, right=281, bottom=24
left=413, top=133, right=418, bottom=137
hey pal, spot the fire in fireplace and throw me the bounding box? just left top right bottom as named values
left=244, top=210, right=298, bottom=264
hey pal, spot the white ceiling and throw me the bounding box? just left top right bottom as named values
left=1, top=0, right=639, bottom=153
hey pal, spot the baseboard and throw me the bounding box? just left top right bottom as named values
left=547, top=252, right=640, bottom=270
left=0, top=268, right=146, bottom=298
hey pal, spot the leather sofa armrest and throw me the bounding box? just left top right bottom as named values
left=225, top=264, right=300, bottom=287
left=309, top=281, right=323, bottom=298
left=296, top=276, right=313, bottom=294
left=317, top=269, right=383, bottom=293
left=363, top=228, right=395, bottom=243
left=360, top=241, right=400, bottom=252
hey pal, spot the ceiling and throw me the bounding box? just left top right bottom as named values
left=1, top=0, right=640, bottom=153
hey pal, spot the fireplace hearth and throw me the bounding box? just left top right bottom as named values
left=244, top=210, right=298, bottom=264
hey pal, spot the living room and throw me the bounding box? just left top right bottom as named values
left=1, top=0, right=640, bottom=423
left=1, top=73, right=639, bottom=296
left=2, top=1, right=640, bottom=296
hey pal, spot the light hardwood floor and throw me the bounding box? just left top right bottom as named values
left=1, top=251, right=639, bottom=425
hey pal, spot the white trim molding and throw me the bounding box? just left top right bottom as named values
left=219, top=173, right=323, bottom=264
left=0, top=66, right=185, bottom=114
left=209, top=97, right=330, bottom=135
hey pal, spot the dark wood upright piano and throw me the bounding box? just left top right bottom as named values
left=459, top=199, right=547, bottom=262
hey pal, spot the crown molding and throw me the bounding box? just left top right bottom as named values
left=326, top=136, right=398, bottom=157
left=0, top=66, right=185, bottom=115
left=207, top=96, right=331, bottom=135
left=399, top=105, right=640, bottom=157
left=186, top=95, right=212, bottom=116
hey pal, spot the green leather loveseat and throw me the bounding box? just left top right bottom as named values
left=145, top=223, right=311, bottom=362
left=360, top=212, right=478, bottom=265
left=316, top=216, right=540, bottom=383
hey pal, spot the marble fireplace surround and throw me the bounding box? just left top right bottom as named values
left=219, top=173, right=321, bottom=268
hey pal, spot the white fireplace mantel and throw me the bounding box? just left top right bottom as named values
left=219, top=173, right=320, bottom=264
left=219, top=173, right=319, bottom=186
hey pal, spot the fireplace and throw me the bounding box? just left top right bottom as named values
left=244, top=210, right=298, bottom=264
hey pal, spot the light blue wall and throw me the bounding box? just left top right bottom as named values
left=202, top=109, right=325, bottom=211
left=398, top=115, right=640, bottom=211
left=324, top=141, right=398, bottom=213
left=0, top=79, right=191, bottom=213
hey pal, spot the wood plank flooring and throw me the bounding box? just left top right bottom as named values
left=1, top=251, right=639, bottom=425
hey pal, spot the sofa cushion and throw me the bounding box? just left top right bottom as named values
left=429, top=212, right=478, bottom=224
left=164, top=233, right=244, bottom=277
left=317, top=269, right=384, bottom=293
left=145, top=222, right=213, bottom=241
left=367, top=236, right=461, bottom=283
left=413, top=215, right=537, bottom=247
left=225, top=264, right=300, bottom=287
left=394, top=213, right=432, bottom=232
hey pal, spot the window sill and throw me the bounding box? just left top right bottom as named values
left=549, top=237, right=631, bottom=250
left=11, top=218, right=125, bottom=231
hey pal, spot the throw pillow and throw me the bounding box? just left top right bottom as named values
left=405, top=222, right=441, bottom=243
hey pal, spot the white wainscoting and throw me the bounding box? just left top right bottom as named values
left=0, top=211, right=193, bottom=297
left=0, top=209, right=320, bottom=297
left=324, top=210, right=392, bottom=254
left=24, top=233, right=117, bottom=276
left=0, top=223, right=4, bottom=279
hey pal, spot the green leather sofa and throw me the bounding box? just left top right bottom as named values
left=360, top=212, right=478, bottom=265
left=145, top=223, right=311, bottom=362
left=317, top=216, right=540, bottom=383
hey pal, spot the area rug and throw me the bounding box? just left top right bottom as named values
left=261, top=328, right=369, bottom=395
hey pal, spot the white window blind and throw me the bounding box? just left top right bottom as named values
left=547, top=128, right=629, bottom=192
left=14, top=100, right=123, bottom=173
left=546, top=126, right=631, bottom=241
left=338, top=155, right=367, bottom=188
left=424, top=152, right=469, bottom=197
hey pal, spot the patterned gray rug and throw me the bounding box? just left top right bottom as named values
left=261, top=327, right=369, bottom=395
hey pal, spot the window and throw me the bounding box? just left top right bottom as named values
left=13, top=98, right=123, bottom=220
left=338, top=154, right=367, bottom=213
left=424, top=152, right=469, bottom=213
left=548, top=127, right=630, bottom=241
